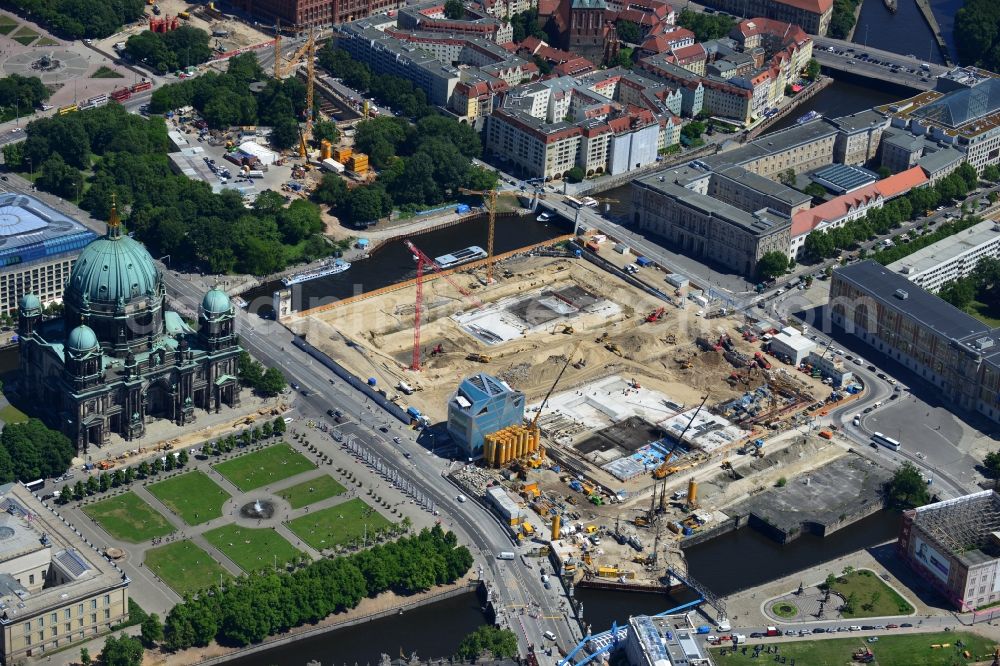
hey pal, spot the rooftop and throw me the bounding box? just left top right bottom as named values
left=833, top=260, right=995, bottom=345
left=887, top=219, right=1000, bottom=278
left=874, top=166, right=929, bottom=199
left=715, top=165, right=812, bottom=207
left=702, top=119, right=838, bottom=170
left=0, top=484, right=127, bottom=624
left=911, top=78, right=1000, bottom=129
left=812, top=163, right=878, bottom=193
left=0, top=194, right=97, bottom=270
left=918, top=146, right=965, bottom=175
left=911, top=491, right=1000, bottom=568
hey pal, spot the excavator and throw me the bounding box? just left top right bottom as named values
left=551, top=324, right=574, bottom=335
left=466, top=352, right=492, bottom=363
left=605, top=342, right=623, bottom=357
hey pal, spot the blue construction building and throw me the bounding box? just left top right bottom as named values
left=447, top=373, right=525, bottom=460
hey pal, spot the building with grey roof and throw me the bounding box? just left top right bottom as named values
left=703, top=119, right=839, bottom=178
left=810, top=163, right=878, bottom=194
left=0, top=194, right=98, bottom=317
left=917, top=145, right=964, bottom=183
left=712, top=165, right=812, bottom=216
left=829, top=260, right=1000, bottom=423
left=828, top=108, right=890, bottom=165
left=0, top=483, right=129, bottom=663
left=899, top=490, right=1000, bottom=612
left=633, top=165, right=792, bottom=276
left=887, top=219, right=1000, bottom=293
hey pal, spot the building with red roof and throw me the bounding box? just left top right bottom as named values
left=693, top=0, right=833, bottom=35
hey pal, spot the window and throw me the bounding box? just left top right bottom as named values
left=64, top=623, right=71, bottom=633
left=29, top=574, right=34, bottom=585
left=64, top=609, right=70, bottom=620
left=77, top=604, right=83, bottom=616
left=38, top=617, right=43, bottom=628
left=103, top=594, right=110, bottom=606
left=90, top=613, right=96, bottom=625
left=90, top=600, right=96, bottom=610
left=25, top=635, right=30, bottom=646
left=104, top=609, right=111, bottom=620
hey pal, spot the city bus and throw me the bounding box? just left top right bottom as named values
left=57, top=104, right=78, bottom=115
left=870, top=432, right=901, bottom=451
left=22, top=479, right=44, bottom=493
left=564, top=195, right=585, bottom=208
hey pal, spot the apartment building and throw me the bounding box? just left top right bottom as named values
left=0, top=484, right=130, bottom=663
left=888, top=219, right=1000, bottom=293
left=827, top=109, right=890, bottom=165
left=397, top=1, right=513, bottom=44
left=697, top=0, right=833, bottom=36
left=0, top=194, right=96, bottom=316
left=829, top=260, right=1000, bottom=423
left=234, top=0, right=396, bottom=27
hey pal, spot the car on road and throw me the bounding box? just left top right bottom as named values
left=849, top=625, right=862, bottom=631
left=863, top=406, right=874, bottom=414
left=812, top=628, right=826, bottom=633
left=543, top=631, right=556, bottom=641
left=749, top=632, right=764, bottom=638
left=853, top=417, right=861, bottom=426
left=890, top=394, right=898, bottom=400
left=886, top=624, right=898, bottom=629
left=900, top=623, right=913, bottom=627
left=291, top=382, right=301, bottom=391
left=784, top=629, right=796, bottom=636
left=868, top=365, right=876, bottom=372
left=861, top=625, right=875, bottom=630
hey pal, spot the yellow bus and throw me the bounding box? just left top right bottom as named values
left=57, top=104, right=78, bottom=115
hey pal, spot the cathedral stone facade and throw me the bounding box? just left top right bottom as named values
left=18, top=205, right=242, bottom=452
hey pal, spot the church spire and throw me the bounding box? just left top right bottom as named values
left=107, top=194, right=122, bottom=239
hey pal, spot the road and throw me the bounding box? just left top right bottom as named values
left=157, top=270, right=578, bottom=657
left=810, top=37, right=949, bottom=91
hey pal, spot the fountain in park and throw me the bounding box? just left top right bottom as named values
left=240, top=498, right=275, bottom=519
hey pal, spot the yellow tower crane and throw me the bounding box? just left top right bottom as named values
left=273, top=27, right=317, bottom=156
left=458, top=187, right=500, bottom=284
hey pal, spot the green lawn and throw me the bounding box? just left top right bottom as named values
left=144, top=540, right=230, bottom=596
left=0, top=14, right=17, bottom=26
left=203, top=525, right=303, bottom=574
left=83, top=492, right=173, bottom=543
left=966, top=300, right=1000, bottom=328
left=91, top=65, right=123, bottom=78
left=276, top=475, right=346, bottom=509
left=832, top=570, right=914, bottom=618
left=0, top=403, right=28, bottom=424
left=0, top=23, right=17, bottom=36
left=10, top=26, right=37, bottom=45
left=772, top=602, right=798, bottom=619
left=147, top=471, right=231, bottom=525
left=213, top=443, right=316, bottom=492
left=712, top=632, right=993, bottom=666
left=35, top=36, right=58, bottom=46
left=286, top=498, right=393, bottom=550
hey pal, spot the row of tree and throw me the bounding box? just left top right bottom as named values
left=873, top=214, right=982, bottom=265
left=455, top=626, right=519, bottom=660
left=6, top=0, right=145, bottom=39
left=3, top=90, right=332, bottom=275
left=0, top=419, right=74, bottom=484
left=158, top=525, right=473, bottom=650
left=801, top=163, right=980, bottom=262
left=237, top=350, right=287, bottom=397
left=56, top=418, right=287, bottom=505
left=124, top=25, right=213, bottom=75
left=955, top=0, right=1000, bottom=74
left=318, top=45, right=436, bottom=121
left=829, top=0, right=861, bottom=40
left=0, top=74, right=49, bottom=119
left=676, top=9, right=736, bottom=43
left=937, top=256, right=1000, bottom=314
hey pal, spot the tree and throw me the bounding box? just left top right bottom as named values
left=177, top=449, right=189, bottom=466
left=345, top=185, right=390, bottom=225
left=444, top=0, right=465, bottom=19
left=0, top=419, right=75, bottom=483
left=842, top=591, right=858, bottom=614
left=141, top=612, right=164, bottom=647
left=312, top=120, right=339, bottom=146
left=955, top=0, right=1000, bottom=72
left=984, top=165, right=1000, bottom=183
left=804, top=183, right=827, bottom=199
left=566, top=166, right=585, bottom=183
left=886, top=462, right=930, bottom=509
left=877, top=166, right=893, bottom=179
left=466, top=165, right=499, bottom=192
left=756, top=251, right=788, bottom=281
left=681, top=120, right=706, bottom=141
left=81, top=647, right=92, bottom=666
left=675, top=8, right=736, bottom=42
left=270, top=117, right=301, bottom=151
left=455, top=625, right=519, bottom=660
left=984, top=451, right=1000, bottom=479
left=73, top=480, right=85, bottom=500
left=806, top=58, right=821, bottom=80
left=101, top=632, right=144, bottom=666
left=616, top=19, right=641, bottom=44
left=272, top=416, right=287, bottom=436
left=779, top=168, right=797, bottom=186
left=938, top=277, right=976, bottom=309
left=775, top=476, right=788, bottom=487
left=258, top=367, right=287, bottom=397
left=823, top=573, right=837, bottom=590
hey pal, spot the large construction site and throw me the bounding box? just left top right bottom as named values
left=285, top=243, right=864, bottom=591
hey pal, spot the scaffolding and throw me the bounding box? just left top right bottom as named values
left=912, top=490, right=1000, bottom=558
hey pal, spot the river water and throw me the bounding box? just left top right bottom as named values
left=228, top=591, right=489, bottom=666
left=852, top=0, right=963, bottom=64
left=242, top=213, right=568, bottom=316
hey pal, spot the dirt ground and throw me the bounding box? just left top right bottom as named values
left=289, top=254, right=824, bottom=425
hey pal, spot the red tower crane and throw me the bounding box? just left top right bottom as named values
left=405, top=240, right=483, bottom=371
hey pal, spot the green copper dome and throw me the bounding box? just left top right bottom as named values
left=66, top=325, right=99, bottom=353
left=201, top=288, right=231, bottom=315
left=66, top=229, right=160, bottom=307
left=18, top=293, right=40, bottom=313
